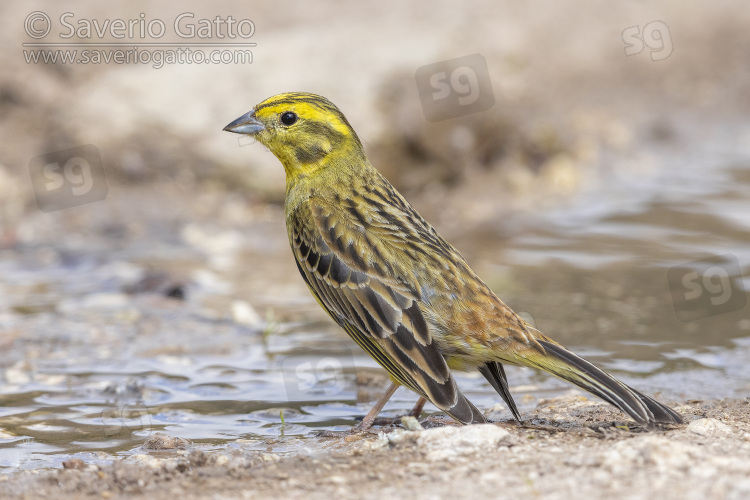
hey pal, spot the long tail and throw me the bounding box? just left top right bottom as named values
left=529, top=340, right=683, bottom=428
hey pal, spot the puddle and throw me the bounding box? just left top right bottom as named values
left=1, top=126, right=749, bottom=471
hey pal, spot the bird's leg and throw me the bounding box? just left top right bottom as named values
left=357, top=381, right=399, bottom=430
left=368, top=396, right=429, bottom=427
left=408, top=397, right=427, bottom=418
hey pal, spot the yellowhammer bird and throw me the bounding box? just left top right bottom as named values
left=224, top=92, right=683, bottom=430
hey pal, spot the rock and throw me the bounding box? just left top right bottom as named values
left=388, top=424, right=513, bottom=461
left=232, top=300, right=263, bottom=326
left=687, top=418, right=733, bottom=437
left=123, top=271, right=186, bottom=300
left=142, top=433, right=192, bottom=450
left=187, top=450, right=209, bottom=467
left=601, top=436, right=696, bottom=473
left=400, top=416, right=424, bottom=431
left=62, top=458, right=85, bottom=470
left=130, top=454, right=163, bottom=469
left=357, top=432, right=391, bottom=452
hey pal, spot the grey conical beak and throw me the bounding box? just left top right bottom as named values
left=223, top=109, right=265, bottom=135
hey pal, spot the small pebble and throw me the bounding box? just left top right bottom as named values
left=687, top=418, right=733, bottom=437
left=400, top=416, right=424, bottom=431
left=143, top=433, right=192, bottom=450
left=62, top=458, right=85, bottom=470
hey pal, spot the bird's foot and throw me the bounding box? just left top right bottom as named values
left=364, top=415, right=420, bottom=428
left=311, top=422, right=399, bottom=438
left=311, top=428, right=374, bottom=438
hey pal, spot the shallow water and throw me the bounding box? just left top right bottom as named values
left=1, top=128, right=749, bottom=471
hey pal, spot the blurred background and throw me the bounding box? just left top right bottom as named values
left=1, top=0, right=748, bottom=469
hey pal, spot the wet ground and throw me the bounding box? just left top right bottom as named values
left=2, top=397, right=750, bottom=500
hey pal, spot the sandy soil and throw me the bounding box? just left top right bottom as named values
left=2, top=396, right=749, bottom=500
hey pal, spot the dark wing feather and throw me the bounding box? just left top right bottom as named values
left=478, top=361, right=521, bottom=421
left=289, top=197, right=485, bottom=424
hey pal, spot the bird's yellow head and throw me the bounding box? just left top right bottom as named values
left=224, top=92, right=365, bottom=180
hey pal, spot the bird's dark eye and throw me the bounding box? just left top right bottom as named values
left=280, top=111, right=298, bottom=126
